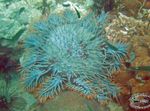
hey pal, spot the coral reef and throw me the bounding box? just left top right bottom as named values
left=106, top=11, right=150, bottom=111
left=106, top=13, right=150, bottom=42
left=106, top=13, right=150, bottom=69
left=112, top=69, right=150, bottom=111
left=0, top=0, right=41, bottom=47
left=20, top=10, right=127, bottom=102
left=118, top=0, right=150, bottom=16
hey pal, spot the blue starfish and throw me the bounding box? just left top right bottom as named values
left=20, top=10, right=127, bottom=102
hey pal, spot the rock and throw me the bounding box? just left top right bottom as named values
left=35, top=91, right=102, bottom=111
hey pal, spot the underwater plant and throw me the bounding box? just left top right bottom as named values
left=20, top=10, right=127, bottom=102
left=0, top=80, right=27, bottom=111
left=0, top=80, right=14, bottom=111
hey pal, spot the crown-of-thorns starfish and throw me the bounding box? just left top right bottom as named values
left=20, top=10, right=127, bottom=102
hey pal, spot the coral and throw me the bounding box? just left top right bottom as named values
left=110, top=34, right=150, bottom=111
left=106, top=13, right=150, bottom=42
left=20, top=10, right=127, bottom=102
left=117, top=0, right=150, bottom=17
left=103, top=2, right=150, bottom=111
left=0, top=0, right=41, bottom=47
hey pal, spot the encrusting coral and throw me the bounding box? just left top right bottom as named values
left=20, top=9, right=127, bottom=102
